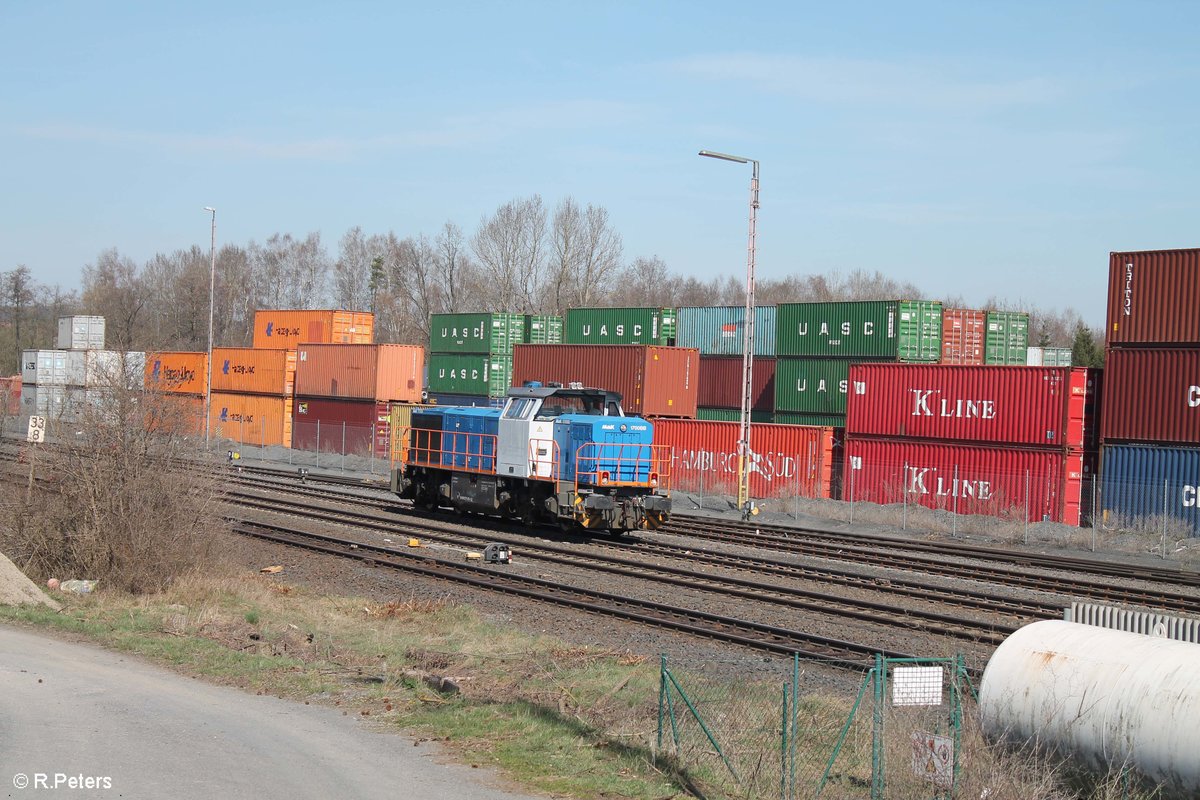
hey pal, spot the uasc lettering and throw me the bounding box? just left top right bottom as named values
left=1183, top=485, right=1196, bottom=508
left=1189, top=385, right=1200, bottom=408
left=909, top=390, right=996, bottom=419
left=796, top=321, right=875, bottom=339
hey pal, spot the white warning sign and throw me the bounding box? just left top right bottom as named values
left=910, top=730, right=953, bottom=788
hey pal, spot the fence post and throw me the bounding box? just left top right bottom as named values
left=1091, top=476, right=1097, bottom=552
left=952, top=464, right=958, bottom=538
left=1162, top=479, right=1168, bottom=559
left=871, top=654, right=885, bottom=800
left=341, top=421, right=346, bottom=473
left=902, top=461, right=908, bottom=531
left=698, top=466, right=704, bottom=511
left=315, top=419, right=320, bottom=470
left=780, top=684, right=789, bottom=800
left=1024, top=469, right=1030, bottom=545
left=849, top=461, right=855, bottom=525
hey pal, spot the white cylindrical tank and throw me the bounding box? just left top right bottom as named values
left=979, top=620, right=1200, bottom=794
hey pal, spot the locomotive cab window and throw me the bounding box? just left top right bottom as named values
left=503, top=398, right=536, bottom=419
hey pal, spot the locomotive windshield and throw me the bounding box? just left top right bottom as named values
left=503, top=385, right=626, bottom=418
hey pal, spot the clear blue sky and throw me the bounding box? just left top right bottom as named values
left=3, top=1, right=1197, bottom=325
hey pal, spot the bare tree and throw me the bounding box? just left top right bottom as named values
left=81, top=248, right=145, bottom=350
left=614, top=256, right=674, bottom=307
left=4, top=266, right=35, bottom=373
left=333, top=227, right=375, bottom=311
left=434, top=222, right=473, bottom=312
left=546, top=198, right=624, bottom=315
left=249, top=232, right=330, bottom=310
left=471, top=195, right=547, bottom=312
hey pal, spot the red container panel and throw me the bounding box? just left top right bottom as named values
left=291, top=396, right=378, bottom=455
left=844, top=437, right=1084, bottom=525
left=697, top=356, right=775, bottom=410
left=1106, top=249, right=1200, bottom=347
left=295, top=344, right=424, bottom=402
left=511, top=344, right=699, bottom=417
left=846, top=364, right=1097, bottom=449
left=653, top=418, right=834, bottom=499
left=940, top=309, right=985, bottom=365
left=1100, top=348, right=1200, bottom=445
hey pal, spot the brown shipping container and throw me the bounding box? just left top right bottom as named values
left=292, top=396, right=381, bottom=454
left=846, top=364, right=1097, bottom=449
left=1100, top=348, right=1200, bottom=445
left=940, top=309, right=985, bottom=365
left=1106, top=249, right=1200, bottom=347
left=252, top=309, right=374, bottom=350
left=845, top=437, right=1085, bottom=525
left=698, top=356, right=775, bottom=410
left=211, top=348, right=296, bottom=395
left=294, top=344, right=424, bottom=402
left=0, top=375, right=20, bottom=416
left=144, top=352, right=208, bottom=395
left=652, top=418, right=834, bottom=499
left=511, top=344, right=699, bottom=417
left=209, top=392, right=293, bottom=447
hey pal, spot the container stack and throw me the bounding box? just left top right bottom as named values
left=1099, top=248, right=1200, bottom=534
left=143, top=351, right=208, bottom=435
left=252, top=309, right=373, bottom=350
left=676, top=306, right=776, bottom=423
left=564, top=307, right=676, bottom=346
left=1026, top=347, right=1073, bottom=367
left=984, top=311, right=1030, bottom=365
left=940, top=309, right=985, bottom=365
left=23, top=316, right=145, bottom=424
left=208, top=348, right=297, bottom=447
left=843, top=363, right=1099, bottom=525
left=524, top=314, right=564, bottom=345
left=773, top=300, right=944, bottom=428
left=292, top=343, right=423, bottom=456
left=426, top=313, right=525, bottom=405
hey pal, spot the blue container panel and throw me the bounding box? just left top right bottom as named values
left=555, top=416, right=654, bottom=484
left=1100, top=444, right=1200, bottom=535
left=441, top=408, right=501, bottom=471
left=676, top=306, right=776, bottom=357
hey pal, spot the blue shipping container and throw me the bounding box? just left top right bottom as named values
left=676, top=306, right=776, bottom=357
left=1100, top=444, right=1200, bottom=535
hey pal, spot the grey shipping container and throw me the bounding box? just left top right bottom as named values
left=985, top=311, right=1030, bottom=365
left=676, top=306, right=776, bottom=356
left=775, top=301, right=942, bottom=361
left=565, top=307, right=676, bottom=346
left=57, top=315, right=106, bottom=350
left=1026, top=346, right=1072, bottom=367
left=21, top=350, right=71, bottom=386
left=429, top=313, right=525, bottom=355
left=427, top=353, right=512, bottom=397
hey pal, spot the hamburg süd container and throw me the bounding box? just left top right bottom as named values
left=144, top=352, right=208, bottom=395
left=429, top=312, right=525, bottom=354
left=295, top=344, right=424, bottom=402
left=845, top=364, right=1097, bottom=449
left=564, top=307, right=677, bottom=346
left=651, top=418, right=834, bottom=500
left=1100, top=444, right=1199, bottom=534
left=524, top=315, right=563, bottom=345
left=292, top=396, right=390, bottom=456
left=940, top=309, right=985, bottom=365
left=844, top=437, right=1085, bottom=525
left=56, top=315, right=106, bottom=350
left=511, top=344, right=699, bottom=418
left=775, top=300, right=943, bottom=361
left=676, top=306, right=776, bottom=357
left=252, top=309, right=374, bottom=350
left=427, top=353, right=513, bottom=398
left=983, top=311, right=1029, bottom=365
left=211, top=348, right=297, bottom=396
left=697, top=355, right=775, bottom=411
left=1100, top=348, right=1200, bottom=446
left=774, top=357, right=880, bottom=416
left=209, top=392, right=293, bottom=447
left=1025, top=347, right=1073, bottom=367
left=1105, top=248, right=1200, bottom=347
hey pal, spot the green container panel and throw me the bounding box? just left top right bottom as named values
left=775, top=300, right=942, bottom=361
left=430, top=313, right=525, bottom=355
left=775, top=358, right=866, bottom=415
left=427, top=353, right=512, bottom=397
left=772, top=412, right=846, bottom=428
left=696, top=407, right=775, bottom=424
left=524, top=315, right=563, bottom=344
left=984, top=311, right=1030, bottom=365
left=565, top=307, right=676, bottom=346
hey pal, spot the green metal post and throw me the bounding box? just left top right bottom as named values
left=657, top=655, right=666, bottom=751
left=780, top=684, right=789, bottom=800
left=816, top=668, right=873, bottom=797
left=665, top=670, right=740, bottom=783
left=872, top=654, right=885, bottom=800
left=952, top=654, right=965, bottom=797
left=790, top=653, right=799, bottom=799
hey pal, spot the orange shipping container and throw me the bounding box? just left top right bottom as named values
left=144, top=352, right=208, bottom=395
left=211, top=347, right=296, bottom=395
left=252, top=309, right=374, bottom=350
left=294, top=344, right=424, bottom=402
left=941, top=309, right=985, bottom=365
left=144, top=393, right=204, bottom=436
left=209, top=392, right=293, bottom=447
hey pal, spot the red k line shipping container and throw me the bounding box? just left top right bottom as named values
left=697, top=356, right=775, bottom=411
left=1100, top=348, right=1200, bottom=445
left=1105, top=248, right=1200, bottom=347
left=652, top=418, right=835, bottom=499
left=846, top=364, right=1098, bottom=449
left=940, top=309, right=985, bottom=365
left=295, top=344, right=424, bottom=402
left=511, top=344, right=699, bottom=418
left=844, top=438, right=1085, bottom=525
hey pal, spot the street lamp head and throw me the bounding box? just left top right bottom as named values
left=203, top=206, right=215, bottom=212
left=699, top=149, right=751, bottom=164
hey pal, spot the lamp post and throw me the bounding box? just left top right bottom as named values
left=699, top=150, right=759, bottom=516
left=203, top=206, right=216, bottom=447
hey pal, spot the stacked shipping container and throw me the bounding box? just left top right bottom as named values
left=1100, top=248, right=1200, bottom=533
left=677, top=306, right=775, bottom=422
left=23, top=316, right=145, bottom=424
left=427, top=313, right=526, bottom=402
left=208, top=348, right=298, bottom=447
left=564, top=307, right=676, bottom=346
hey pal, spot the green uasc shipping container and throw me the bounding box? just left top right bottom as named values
left=696, top=408, right=775, bottom=423
left=426, top=353, right=512, bottom=397
left=775, top=301, right=942, bottom=361
left=565, top=307, right=677, bottom=346
left=524, top=315, right=563, bottom=344
left=984, top=311, right=1030, bottom=365
left=429, top=313, right=525, bottom=355
left=774, top=358, right=868, bottom=415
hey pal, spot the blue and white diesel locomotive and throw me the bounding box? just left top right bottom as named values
left=391, top=383, right=672, bottom=532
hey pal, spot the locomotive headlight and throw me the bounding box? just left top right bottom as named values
left=620, top=423, right=627, bottom=432
left=649, top=472, right=659, bottom=487
left=599, top=471, right=611, bottom=485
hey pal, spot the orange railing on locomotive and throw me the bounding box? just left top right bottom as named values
left=528, top=438, right=561, bottom=482
left=572, top=443, right=672, bottom=493
left=392, top=426, right=499, bottom=476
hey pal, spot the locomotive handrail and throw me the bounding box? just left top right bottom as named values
left=573, top=442, right=672, bottom=493
left=397, top=425, right=500, bottom=476
left=528, top=437, right=560, bottom=482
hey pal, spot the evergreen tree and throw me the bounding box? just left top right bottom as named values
left=1071, top=322, right=1105, bottom=368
